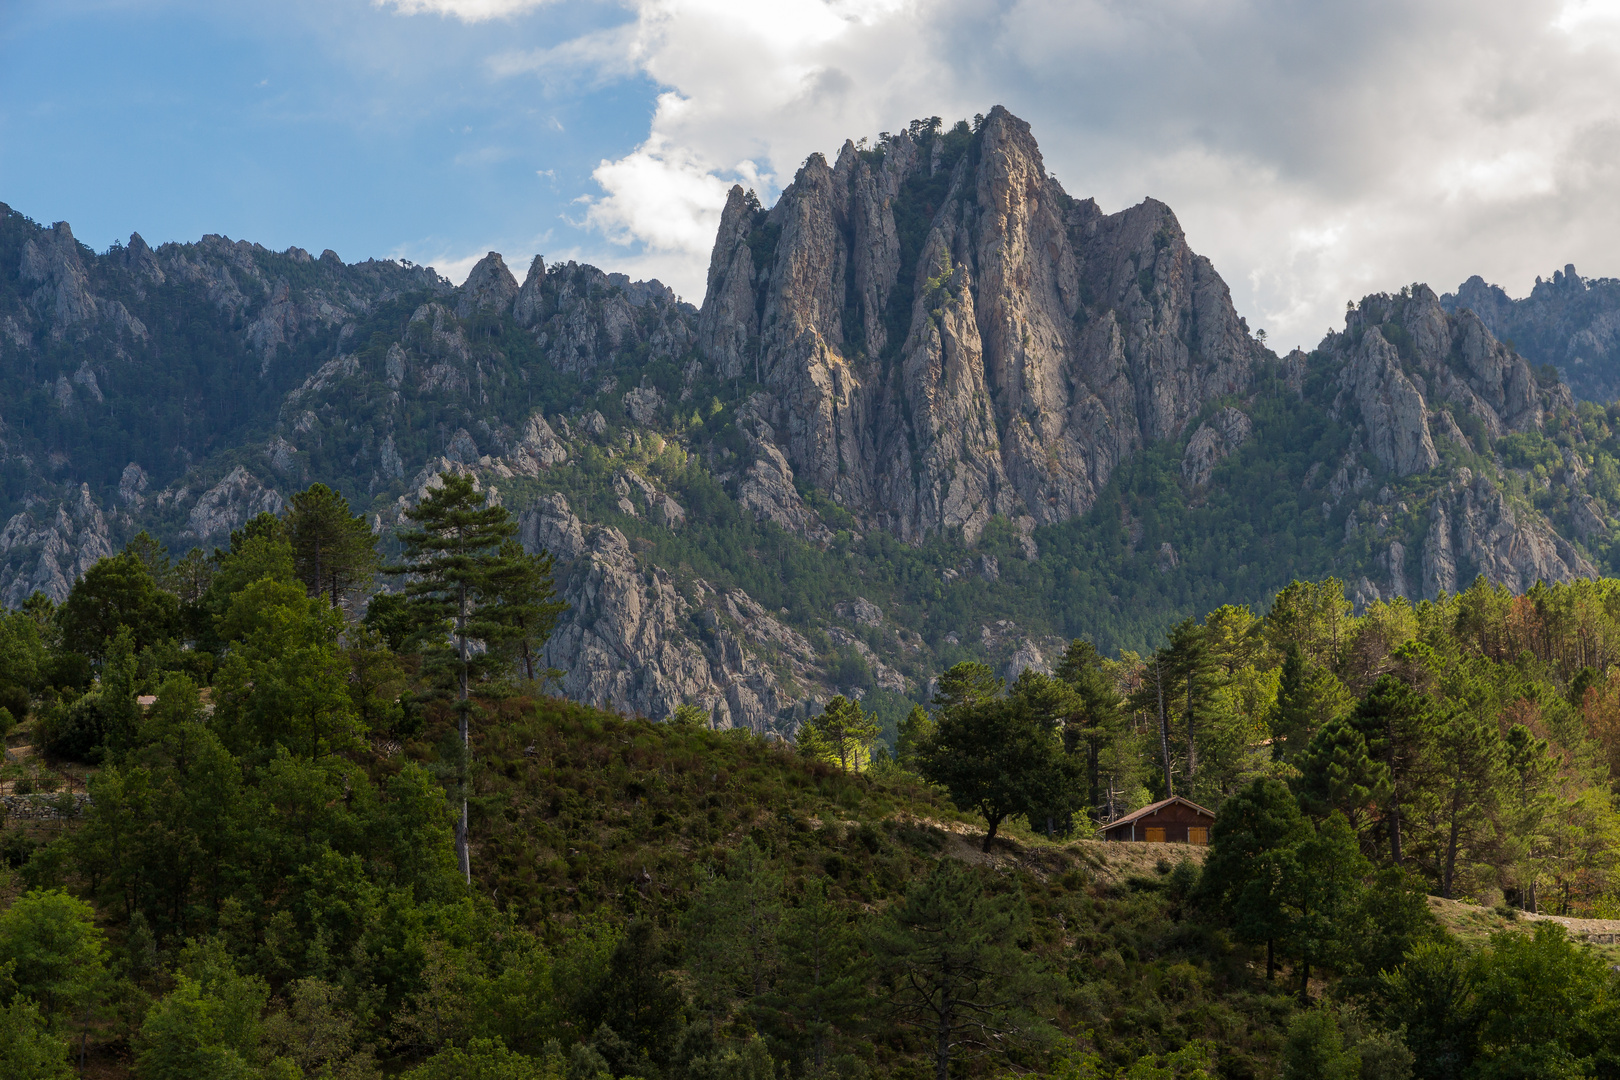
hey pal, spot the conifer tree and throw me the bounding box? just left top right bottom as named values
left=1199, top=777, right=1311, bottom=980
left=482, top=538, right=566, bottom=685
left=1280, top=812, right=1370, bottom=1003
left=868, top=860, right=1045, bottom=1080
left=1293, top=715, right=1392, bottom=832
left=682, top=838, right=783, bottom=1025
left=772, top=879, right=861, bottom=1070
left=385, top=471, right=519, bottom=883
left=1130, top=649, right=1179, bottom=797
left=1350, top=673, right=1438, bottom=867
left=895, top=705, right=934, bottom=771
left=800, top=695, right=880, bottom=772
left=1268, top=644, right=1351, bottom=761
left=1432, top=712, right=1506, bottom=900
left=1055, top=639, right=1124, bottom=823
left=1165, top=617, right=1219, bottom=782
left=284, top=483, right=379, bottom=609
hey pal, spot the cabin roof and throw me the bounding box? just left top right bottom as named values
left=1103, top=796, right=1216, bottom=829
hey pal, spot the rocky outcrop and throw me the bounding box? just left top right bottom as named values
left=1334, top=325, right=1438, bottom=476
left=527, top=494, right=817, bottom=735
left=0, top=484, right=115, bottom=606
left=521, top=261, right=698, bottom=376
left=1324, top=286, right=1562, bottom=466
left=623, top=387, right=664, bottom=427
left=507, top=415, right=568, bottom=475
left=1420, top=469, right=1595, bottom=599
left=456, top=252, right=521, bottom=319
left=696, top=187, right=762, bottom=380
left=19, top=222, right=99, bottom=338
left=1181, top=407, right=1253, bottom=487
left=183, top=467, right=285, bottom=541
left=1445, top=265, right=1620, bottom=403
left=695, top=108, right=1267, bottom=542
left=731, top=394, right=832, bottom=541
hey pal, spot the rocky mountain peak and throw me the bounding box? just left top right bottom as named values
left=456, top=251, right=521, bottom=318
left=695, top=106, right=1268, bottom=542
left=1444, top=263, right=1620, bottom=403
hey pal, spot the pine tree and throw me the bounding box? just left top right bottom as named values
left=1055, top=639, right=1124, bottom=823
left=1432, top=712, right=1505, bottom=900
left=1129, top=649, right=1179, bottom=798
left=284, top=483, right=379, bottom=609
left=384, top=471, right=519, bottom=883
left=1280, top=812, right=1370, bottom=1003
left=771, top=880, right=861, bottom=1070
left=482, top=539, right=567, bottom=685
left=895, top=705, right=934, bottom=771
left=1268, top=644, right=1351, bottom=761
left=868, top=860, right=1046, bottom=1080
left=1199, top=777, right=1311, bottom=980
left=799, top=696, right=880, bottom=772
left=1293, top=715, right=1392, bottom=833
left=1165, top=617, right=1219, bottom=783
left=682, top=838, right=783, bottom=1025
left=1350, top=673, right=1438, bottom=867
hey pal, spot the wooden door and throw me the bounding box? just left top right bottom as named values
left=1144, top=827, right=1166, bottom=842
left=1188, top=827, right=1209, bottom=845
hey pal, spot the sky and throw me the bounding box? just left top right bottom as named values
left=3, top=0, right=1620, bottom=350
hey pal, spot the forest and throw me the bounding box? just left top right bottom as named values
left=3, top=473, right=1620, bottom=1080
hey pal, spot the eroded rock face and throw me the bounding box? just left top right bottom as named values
left=456, top=252, right=520, bottom=319
left=1321, top=286, right=1563, bottom=466
left=1334, top=326, right=1438, bottom=476
left=1181, top=407, right=1254, bottom=487
left=527, top=493, right=815, bottom=735
left=623, top=387, right=664, bottom=427
left=0, top=484, right=115, bottom=605
left=696, top=107, right=1268, bottom=542
left=1420, top=470, right=1595, bottom=598
left=184, top=466, right=285, bottom=541
left=523, top=261, right=698, bottom=376
left=1444, top=265, right=1620, bottom=404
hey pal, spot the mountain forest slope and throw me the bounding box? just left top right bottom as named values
left=3, top=108, right=1620, bottom=742
left=6, top=545, right=1620, bottom=1078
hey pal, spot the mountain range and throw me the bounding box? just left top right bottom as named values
left=5, top=105, right=1620, bottom=740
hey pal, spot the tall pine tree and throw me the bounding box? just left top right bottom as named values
left=385, top=471, right=519, bottom=883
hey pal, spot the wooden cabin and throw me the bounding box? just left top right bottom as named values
left=1101, top=796, right=1216, bottom=844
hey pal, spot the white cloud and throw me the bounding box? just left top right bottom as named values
left=457, top=0, right=1620, bottom=347
left=376, top=0, right=551, bottom=21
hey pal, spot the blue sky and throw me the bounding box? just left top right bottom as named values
left=1, top=0, right=665, bottom=287
left=4, top=0, right=1620, bottom=346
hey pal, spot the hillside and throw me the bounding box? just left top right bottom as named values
left=3, top=468, right=1620, bottom=1079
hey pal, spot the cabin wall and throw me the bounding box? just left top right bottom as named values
left=1102, top=804, right=1214, bottom=843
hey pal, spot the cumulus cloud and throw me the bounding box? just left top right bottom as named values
left=451, top=0, right=1620, bottom=347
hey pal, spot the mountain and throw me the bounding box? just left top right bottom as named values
left=2, top=106, right=1618, bottom=738
left=1443, top=265, right=1620, bottom=403
left=696, top=109, right=1263, bottom=542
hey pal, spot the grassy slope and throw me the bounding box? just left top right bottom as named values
left=443, top=696, right=1294, bottom=1076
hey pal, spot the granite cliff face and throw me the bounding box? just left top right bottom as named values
left=698, top=108, right=1266, bottom=543
left=1444, top=266, right=1620, bottom=404
left=524, top=493, right=820, bottom=735
left=1316, top=285, right=1593, bottom=603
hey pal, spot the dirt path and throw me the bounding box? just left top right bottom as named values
left=897, top=815, right=1208, bottom=883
